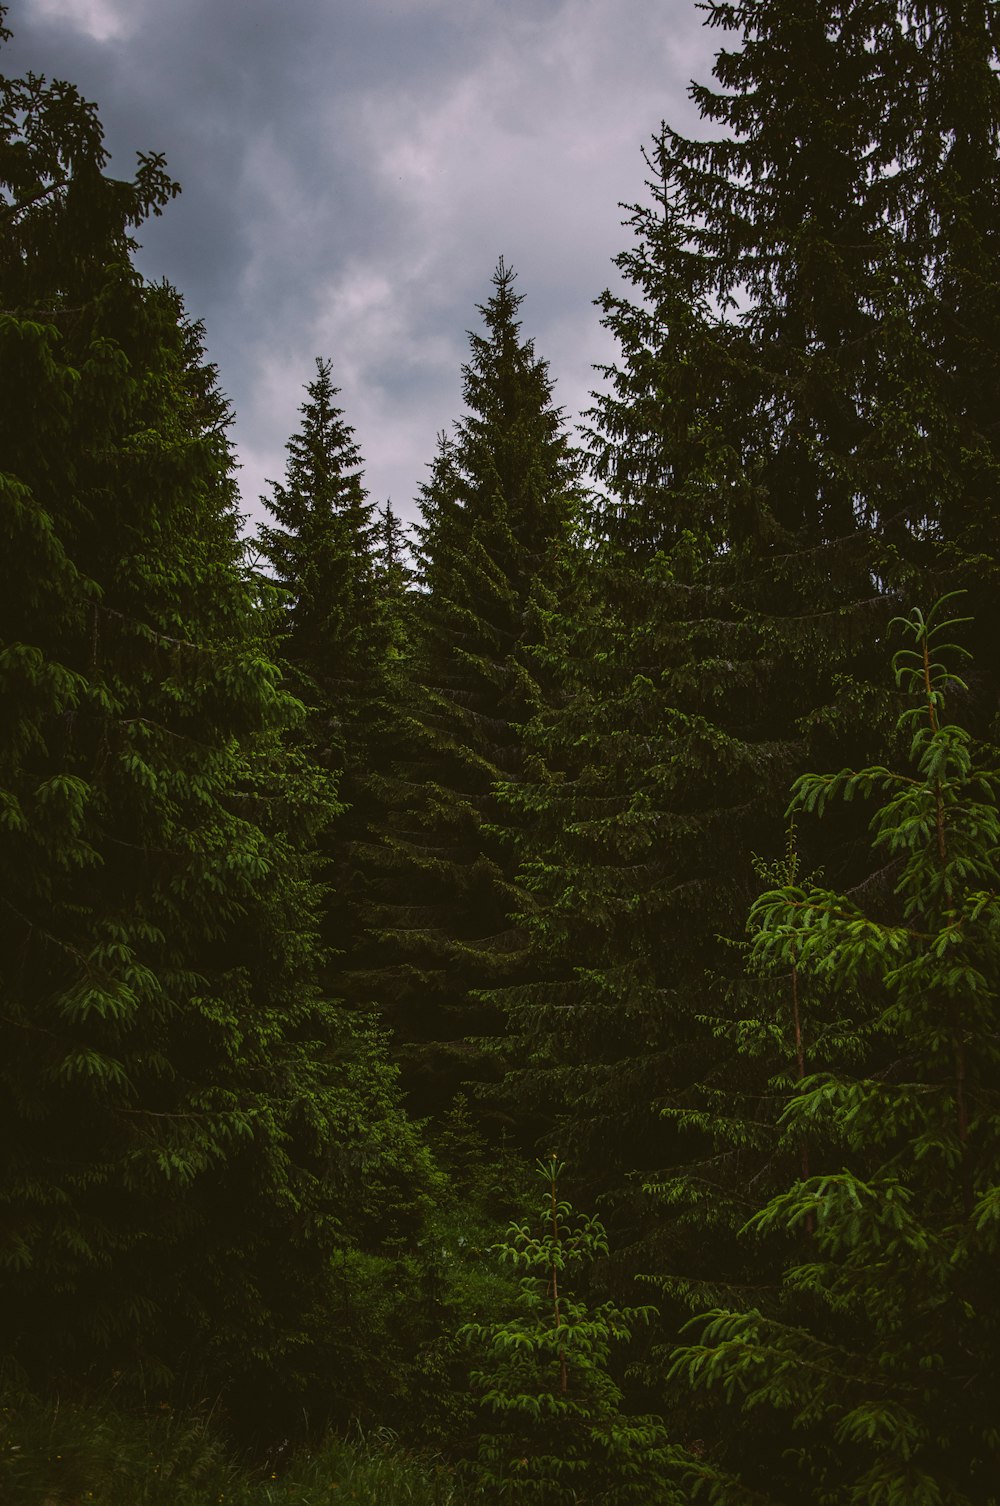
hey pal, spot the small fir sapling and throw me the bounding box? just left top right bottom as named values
left=460, top=1155, right=682, bottom=1504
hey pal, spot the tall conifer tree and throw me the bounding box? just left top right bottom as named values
left=362, top=261, right=580, bottom=1121
left=257, top=360, right=396, bottom=993
left=0, top=30, right=435, bottom=1422
left=496, top=0, right=1000, bottom=1270
left=258, top=358, right=384, bottom=768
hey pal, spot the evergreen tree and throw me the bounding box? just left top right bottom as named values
left=670, top=598, right=1000, bottom=1505
left=460, top=1156, right=682, bottom=1505
left=256, top=359, right=399, bottom=1012
left=257, top=358, right=383, bottom=770
left=0, top=27, right=435, bottom=1426
left=496, top=0, right=1000, bottom=1265
left=360, top=260, right=580, bottom=1122
left=374, top=501, right=414, bottom=616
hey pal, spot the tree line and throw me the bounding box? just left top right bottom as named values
left=3, top=1, right=1000, bottom=1501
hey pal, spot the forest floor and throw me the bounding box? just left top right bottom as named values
left=0, top=1394, right=479, bottom=1506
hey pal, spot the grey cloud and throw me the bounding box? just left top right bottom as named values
left=8, top=0, right=716, bottom=528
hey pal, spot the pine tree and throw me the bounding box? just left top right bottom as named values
left=670, top=598, right=1000, bottom=1505
left=359, top=260, right=580, bottom=1122
left=0, top=27, right=436, bottom=1425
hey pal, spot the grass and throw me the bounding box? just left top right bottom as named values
left=0, top=1392, right=481, bottom=1506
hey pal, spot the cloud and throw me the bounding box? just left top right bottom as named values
left=31, top=0, right=133, bottom=43
left=8, top=0, right=717, bottom=530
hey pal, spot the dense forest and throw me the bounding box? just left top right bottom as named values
left=3, top=0, right=1000, bottom=1502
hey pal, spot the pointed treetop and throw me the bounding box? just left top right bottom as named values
left=279, top=356, right=365, bottom=505
left=478, top=255, right=522, bottom=334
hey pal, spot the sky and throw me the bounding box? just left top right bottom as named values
left=5, top=0, right=715, bottom=532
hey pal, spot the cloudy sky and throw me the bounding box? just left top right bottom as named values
left=6, top=0, right=715, bottom=531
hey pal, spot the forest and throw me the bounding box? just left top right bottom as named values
left=3, top=0, right=1000, bottom=1502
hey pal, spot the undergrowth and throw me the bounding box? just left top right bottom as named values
left=0, top=1391, right=480, bottom=1506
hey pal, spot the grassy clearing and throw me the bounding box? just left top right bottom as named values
left=0, top=1393, right=480, bottom=1506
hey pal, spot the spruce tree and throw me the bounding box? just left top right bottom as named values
left=360, top=260, right=580, bottom=1123
left=460, top=1156, right=682, bottom=1505
left=496, top=0, right=1000, bottom=1263
left=257, top=358, right=383, bottom=769
left=374, top=501, right=414, bottom=615
left=256, top=359, right=397, bottom=1007
left=0, top=28, right=435, bottom=1425
left=670, top=598, right=1000, bottom=1505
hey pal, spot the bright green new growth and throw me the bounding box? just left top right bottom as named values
left=460, top=1156, right=682, bottom=1504
left=671, top=598, right=1000, bottom=1505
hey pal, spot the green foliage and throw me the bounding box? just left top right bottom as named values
left=0, top=26, right=439, bottom=1430
left=496, top=0, right=958, bottom=1229
left=669, top=601, right=1000, bottom=1504
left=459, top=1157, right=682, bottom=1504
left=7, top=0, right=1000, bottom=1483
left=257, top=356, right=386, bottom=765
left=495, top=16, right=1000, bottom=1467
left=374, top=500, right=415, bottom=656
left=359, top=259, right=580, bottom=1121
left=0, top=1386, right=477, bottom=1506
